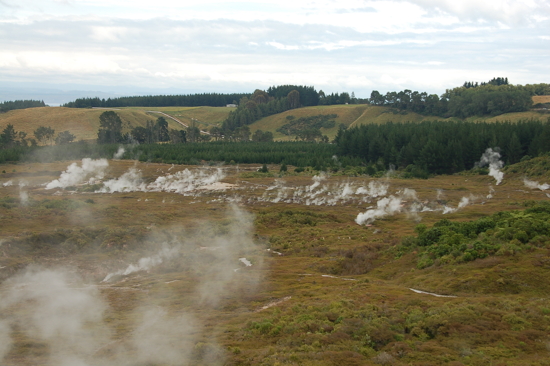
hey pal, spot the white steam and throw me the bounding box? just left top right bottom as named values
left=18, top=181, right=29, bottom=206
left=102, top=245, right=179, bottom=282
left=0, top=268, right=108, bottom=365
left=0, top=204, right=261, bottom=365
left=47, top=160, right=227, bottom=195
left=98, top=167, right=147, bottom=193
left=476, top=148, right=504, bottom=185
left=487, top=185, right=495, bottom=199
left=355, top=195, right=403, bottom=225
left=442, top=195, right=475, bottom=214
left=113, top=146, right=125, bottom=159
left=147, top=168, right=226, bottom=194
left=356, top=181, right=389, bottom=198
left=2, top=180, right=13, bottom=187
left=259, top=175, right=390, bottom=206
left=308, top=172, right=327, bottom=192
left=131, top=308, right=196, bottom=365
left=524, top=178, right=550, bottom=191
left=46, top=158, right=109, bottom=189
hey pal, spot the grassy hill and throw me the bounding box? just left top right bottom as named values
left=124, top=106, right=232, bottom=131
left=1, top=96, right=548, bottom=143
left=249, top=104, right=440, bottom=141
left=249, top=103, right=549, bottom=141
left=0, top=106, right=231, bottom=143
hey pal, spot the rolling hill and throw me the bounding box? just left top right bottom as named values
left=1, top=97, right=548, bottom=143
left=0, top=106, right=230, bottom=142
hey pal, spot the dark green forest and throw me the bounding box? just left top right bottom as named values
left=0, top=100, right=46, bottom=113
left=62, top=93, right=250, bottom=108
left=0, top=141, right=356, bottom=169
left=334, top=118, right=550, bottom=175
left=62, top=85, right=350, bottom=109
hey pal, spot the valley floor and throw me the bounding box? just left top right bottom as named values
left=0, top=159, right=549, bottom=365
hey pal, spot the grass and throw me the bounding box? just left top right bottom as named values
left=2, top=157, right=549, bottom=364
left=251, top=104, right=369, bottom=140
left=533, top=95, right=550, bottom=104
left=3, top=97, right=548, bottom=144
left=0, top=107, right=196, bottom=143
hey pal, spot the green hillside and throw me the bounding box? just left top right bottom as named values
left=1, top=99, right=548, bottom=144
left=249, top=104, right=549, bottom=141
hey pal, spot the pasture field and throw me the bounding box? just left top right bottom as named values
left=2, top=96, right=548, bottom=144
left=0, top=156, right=549, bottom=365
left=533, top=95, right=550, bottom=104
left=0, top=107, right=186, bottom=142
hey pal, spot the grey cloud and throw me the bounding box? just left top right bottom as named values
left=0, top=16, right=548, bottom=100
left=336, top=7, right=377, bottom=14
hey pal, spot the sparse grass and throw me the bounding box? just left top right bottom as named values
left=0, top=159, right=550, bottom=365
left=250, top=104, right=369, bottom=140
left=4, top=103, right=547, bottom=146
left=0, top=107, right=197, bottom=143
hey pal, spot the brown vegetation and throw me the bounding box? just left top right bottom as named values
left=0, top=158, right=549, bottom=365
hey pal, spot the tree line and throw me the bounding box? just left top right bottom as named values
left=334, top=118, right=550, bottom=176
left=0, top=140, right=359, bottom=169
left=369, top=79, right=550, bottom=118
left=62, top=85, right=358, bottom=110
left=0, top=124, right=75, bottom=149
left=63, top=93, right=251, bottom=108
left=0, top=100, right=46, bottom=113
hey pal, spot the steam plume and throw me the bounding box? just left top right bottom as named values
left=18, top=181, right=29, bottom=206
left=443, top=195, right=475, bottom=214
left=113, top=146, right=125, bottom=159
left=102, top=245, right=179, bottom=282
left=476, top=148, right=504, bottom=185
left=355, top=195, right=403, bottom=225
left=524, top=178, right=550, bottom=191
left=0, top=204, right=260, bottom=365
left=46, top=158, right=109, bottom=189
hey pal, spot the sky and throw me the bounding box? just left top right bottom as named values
left=0, top=0, right=549, bottom=104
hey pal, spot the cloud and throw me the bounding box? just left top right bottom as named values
left=406, top=0, right=550, bottom=25
left=90, top=25, right=133, bottom=42
left=0, top=2, right=548, bottom=100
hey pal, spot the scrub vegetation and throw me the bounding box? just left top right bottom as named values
left=0, top=80, right=550, bottom=365
left=0, top=154, right=549, bottom=365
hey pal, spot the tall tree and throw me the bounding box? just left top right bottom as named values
left=155, top=117, right=170, bottom=142
left=34, top=126, right=56, bottom=145
left=1, top=124, right=17, bottom=148
left=288, top=90, right=300, bottom=109
left=97, top=111, right=123, bottom=144
left=55, top=130, right=75, bottom=145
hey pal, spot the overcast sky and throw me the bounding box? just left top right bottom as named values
left=1, top=0, right=549, bottom=103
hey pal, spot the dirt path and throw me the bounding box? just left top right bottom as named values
left=147, top=111, right=210, bottom=135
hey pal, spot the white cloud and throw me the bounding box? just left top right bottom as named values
left=0, top=0, right=548, bottom=101
left=90, top=26, right=132, bottom=42
left=407, top=0, right=550, bottom=25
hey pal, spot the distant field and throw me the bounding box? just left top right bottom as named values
left=348, top=106, right=441, bottom=127
left=250, top=104, right=369, bottom=140
left=1, top=99, right=548, bottom=144
left=161, top=106, right=232, bottom=130
left=533, top=95, right=550, bottom=104
left=0, top=107, right=209, bottom=143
